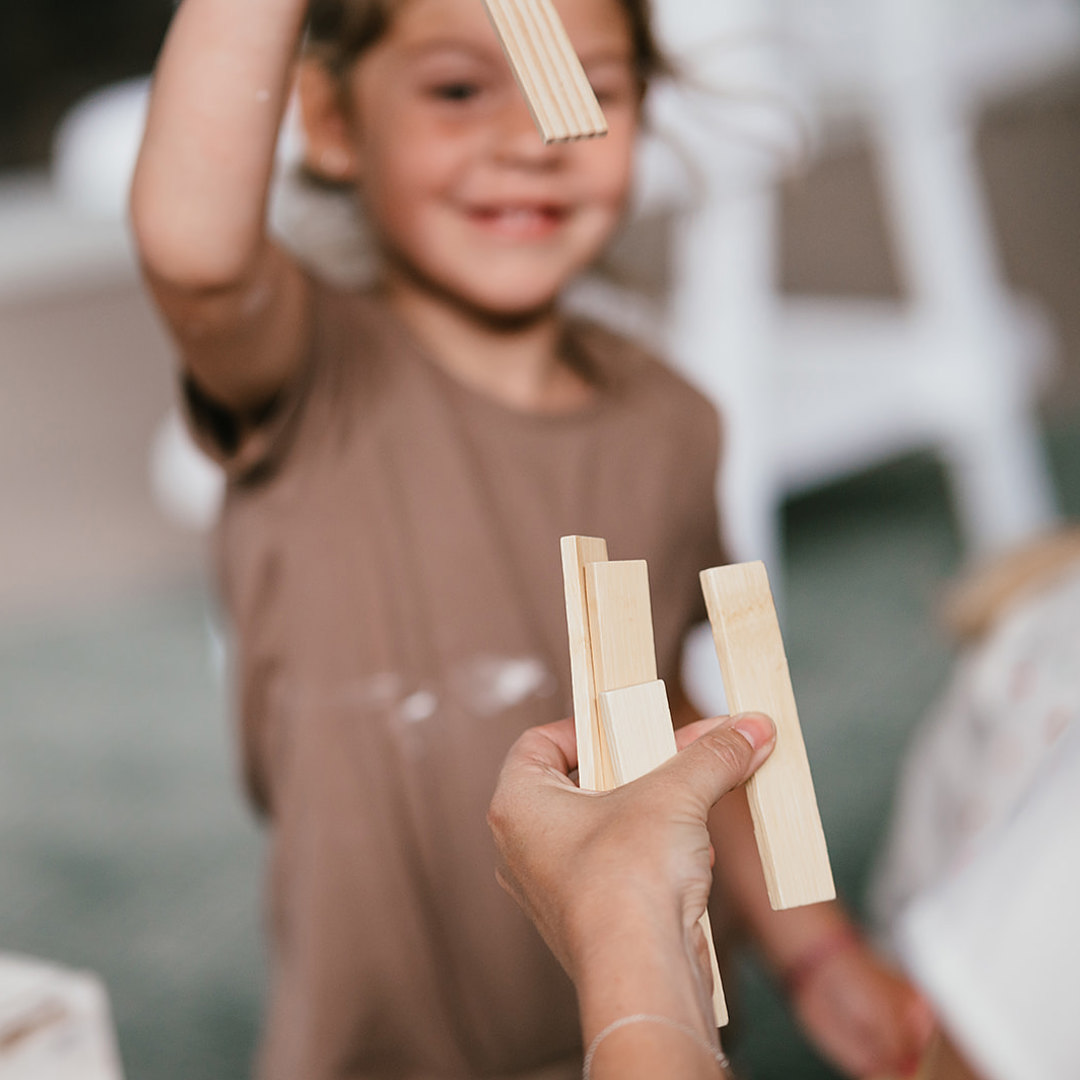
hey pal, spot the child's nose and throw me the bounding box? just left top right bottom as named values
left=492, top=97, right=563, bottom=167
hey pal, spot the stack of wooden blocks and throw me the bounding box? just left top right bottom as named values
left=561, top=537, right=836, bottom=1027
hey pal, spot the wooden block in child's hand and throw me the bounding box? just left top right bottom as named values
left=598, top=678, right=729, bottom=1027
left=700, top=562, right=836, bottom=910
left=480, top=0, right=608, bottom=143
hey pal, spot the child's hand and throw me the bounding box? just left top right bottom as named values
left=786, top=930, right=935, bottom=1078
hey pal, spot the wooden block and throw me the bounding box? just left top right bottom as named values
left=560, top=535, right=610, bottom=792
left=597, top=680, right=677, bottom=784
left=598, top=679, right=729, bottom=1027
left=701, top=563, right=836, bottom=910
left=525, top=0, right=607, bottom=132
left=585, top=560, right=657, bottom=695
left=481, top=0, right=608, bottom=143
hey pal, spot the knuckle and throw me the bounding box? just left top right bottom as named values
left=702, top=732, right=750, bottom=776
left=486, top=797, right=508, bottom=840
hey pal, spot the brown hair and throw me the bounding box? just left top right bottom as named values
left=305, top=0, right=668, bottom=92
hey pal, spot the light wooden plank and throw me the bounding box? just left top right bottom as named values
left=481, top=0, right=607, bottom=143
left=560, top=535, right=610, bottom=792
left=517, top=0, right=581, bottom=136
left=527, top=0, right=608, bottom=133
left=598, top=679, right=729, bottom=1027
left=585, top=560, right=657, bottom=695
left=482, top=0, right=562, bottom=140
left=521, top=0, right=591, bottom=134
left=700, top=562, right=836, bottom=910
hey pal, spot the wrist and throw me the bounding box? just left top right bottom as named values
left=574, top=893, right=714, bottom=1044
left=779, top=925, right=860, bottom=999
left=583, top=1015, right=728, bottom=1080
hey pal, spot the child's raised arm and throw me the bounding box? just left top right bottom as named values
left=131, top=0, right=312, bottom=411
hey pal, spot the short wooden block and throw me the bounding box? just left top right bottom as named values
left=598, top=679, right=729, bottom=1027
left=560, top=535, right=611, bottom=792
left=701, top=562, right=836, bottom=910
left=597, top=680, right=677, bottom=785
left=481, top=0, right=608, bottom=143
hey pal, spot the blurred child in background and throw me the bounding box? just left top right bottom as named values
left=131, top=0, right=929, bottom=1076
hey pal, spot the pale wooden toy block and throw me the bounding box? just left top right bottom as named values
left=584, top=560, right=657, bottom=695
left=597, top=679, right=676, bottom=782
left=481, top=0, right=608, bottom=143
left=598, top=678, right=728, bottom=1027
left=700, top=562, right=836, bottom=910
left=560, top=535, right=611, bottom=792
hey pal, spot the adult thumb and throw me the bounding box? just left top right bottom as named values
left=659, top=714, right=776, bottom=813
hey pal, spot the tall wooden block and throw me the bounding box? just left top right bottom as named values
left=701, top=562, right=836, bottom=910
left=560, top=535, right=610, bottom=791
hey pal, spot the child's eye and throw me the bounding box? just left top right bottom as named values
left=587, top=64, right=637, bottom=108
left=590, top=81, right=634, bottom=108
left=431, top=82, right=482, bottom=103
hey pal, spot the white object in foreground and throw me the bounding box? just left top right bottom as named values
left=0, top=953, right=124, bottom=1080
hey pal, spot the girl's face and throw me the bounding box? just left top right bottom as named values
left=304, top=0, right=640, bottom=319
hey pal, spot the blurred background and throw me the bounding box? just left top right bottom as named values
left=0, top=1, right=1078, bottom=1077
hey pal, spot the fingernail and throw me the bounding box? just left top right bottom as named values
left=732, top=713, right=775, bottom=751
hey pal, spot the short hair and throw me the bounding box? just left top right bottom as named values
left=305, top=0, right=668, bottom=92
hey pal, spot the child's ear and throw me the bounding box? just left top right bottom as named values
left=297, top=59, right=360, bottom=184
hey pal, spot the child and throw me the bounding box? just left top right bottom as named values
left=131, top=1, right=930, bottom=1076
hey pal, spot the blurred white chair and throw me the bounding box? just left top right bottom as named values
left=777, top=0, right=1075, bottom=552
left=0, top=81, right=147, bottom=303
left=574, top=0, right=1077, bottom=576
left=43, top=77, right=226, bottom=528
left=52, top=78, right=150, bottom=220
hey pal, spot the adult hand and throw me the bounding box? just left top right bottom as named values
left=488, top=713, right=775, bottom=987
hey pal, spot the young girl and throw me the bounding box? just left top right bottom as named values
left=132, top=1, right=931, bottom=1077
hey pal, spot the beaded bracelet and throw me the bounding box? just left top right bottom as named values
left=582, top=1014, right=730, bottom=1079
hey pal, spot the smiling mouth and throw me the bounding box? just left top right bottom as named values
left=466, top=205, right=568, bottom=238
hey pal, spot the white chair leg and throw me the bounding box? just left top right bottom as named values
left=869, top=0, right=1060, bottom=550
left=940, top=394, right=1062, bottom=553
left=667, top=187, right=784, bottom=578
